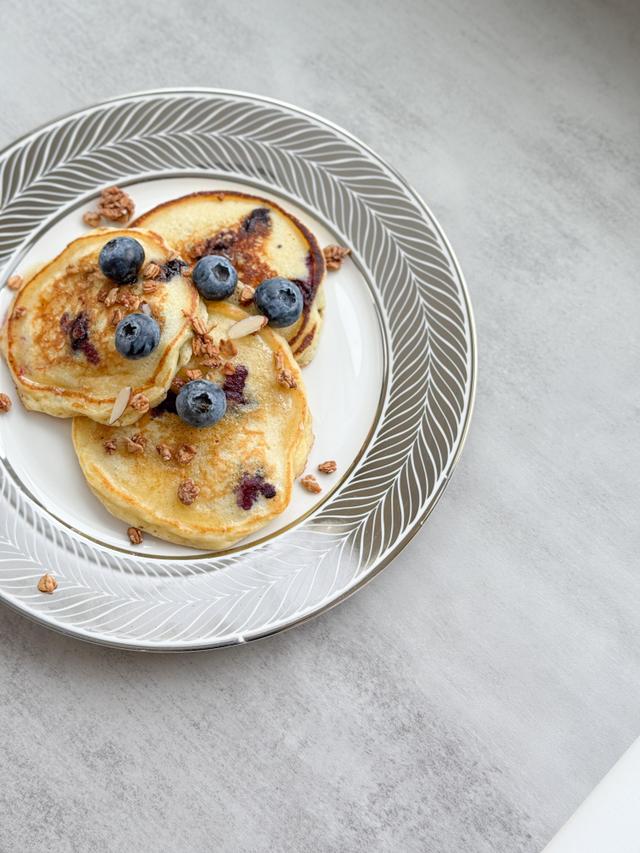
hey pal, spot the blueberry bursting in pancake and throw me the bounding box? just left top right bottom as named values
left=72, top=303, right=313, bottom=550
left=132, top=191, right=326, bottom=366
left=2, top=229, right=203, bottom=425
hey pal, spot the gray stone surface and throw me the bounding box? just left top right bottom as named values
left=0, top=0, right=638, bottom=850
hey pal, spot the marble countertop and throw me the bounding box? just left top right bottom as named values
left=1, top=1, right=638, bottom=850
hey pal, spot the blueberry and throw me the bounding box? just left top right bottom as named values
left=254, top=278, right=303, bottom=327
left=115, top=313, right=160, bottom=359
left=192, top=255, right=237, bottom=300
left=99, top=237, right=145, bottom=285
left=176, top=380, right=227, bottom=428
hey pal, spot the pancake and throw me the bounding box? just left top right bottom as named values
left=132, top=191, right=326, bottom=366
left=2, top=228, right=202, bottom=425
left=72, top=302, right=313, bottom=550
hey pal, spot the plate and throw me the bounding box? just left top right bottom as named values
left=0, top=89, right=476, bottom=650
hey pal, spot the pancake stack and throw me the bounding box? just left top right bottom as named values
left=1, top=189, right=325, bottom=550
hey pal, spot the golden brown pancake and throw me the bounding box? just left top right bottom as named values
left=72, top=302, right=313, bottom=550
left=132, top=191, right=326, bottom=366
left=2, top=228, right=202, bottom=425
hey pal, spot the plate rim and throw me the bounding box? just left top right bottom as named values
left=0, top=88, right=477, bottom=651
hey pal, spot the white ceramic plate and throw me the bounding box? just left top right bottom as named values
left=0, top=90, right=475, bottom=649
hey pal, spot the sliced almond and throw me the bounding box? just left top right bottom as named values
left=227, top=314, right=268, bottom=340
left=108, top=386, right=132, bottom=425
left=140, top=302, right=152, bottom=316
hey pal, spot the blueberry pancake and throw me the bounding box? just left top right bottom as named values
left=72, top=302, right=313, bottom=550
left=2, top=229, right=202, bottom=425
left=132, top=191, right=326, bottom=366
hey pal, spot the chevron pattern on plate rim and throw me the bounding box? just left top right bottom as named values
left=0, top=89, right=476, bottom=649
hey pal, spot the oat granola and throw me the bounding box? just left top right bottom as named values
left=220, top=338, right=238, bottom=358
left=7, top=274, right=23, bottom=291
left=37, top=573, right=58, bottom=594
left=104, top=287, right=120, bottom=308
left=126, top=434, right=146, bottom=454
left=127, top=526, right=144, bottom=545
left=178, top=478, right=200, bottom=505
left=97, top=186, right=135, bottom=224
left=238, top=284, right=255, bottom=305
left=201, top=354, right=223, bottom=370
left=190, top=316, right=209, bottom=337
left=300, top=474, right=322, bottom=494
left=176, top=444, right=197, bottom=465
left=143, top=262, right=162, bottom=280
left=82, top=210, right=102, bottom=228
left=130, top=393, right=150, bottom=413
left=323, top=244, right=351, bottom=271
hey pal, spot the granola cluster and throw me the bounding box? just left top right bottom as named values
left=219, top=338, right=237, bottom=358
left=238, top=284, right=255, bottom=305
left=7, top=274, right=23, bottom=291
left=111, top=307, right=124, bottom=326
left=156, top=443, right=173, bottom=461
left=37, top=573, right=57, bottom=594
left=178, top=478, right=200, bottom=505
left=128, top=526, right=143, bottom=545
left=187, top=313, right=221, bottom=364
left=130, top=393, right=150, bottom=414
left=176, top=444, right=197, bottom=465
left=143, top=262, right=162, bottom=280
left=0, top=393, right=12, bottom=413
left=298, top=460, right=338, bottom=494
left=155, top=443, right=197, bottom=465
left=300, top=474, right=322, bottom=494
left=105, top=430, right=198, bottom=468
left=100, top=284, right=143, bottom=313
left=323, top=244, right=351, bottom=271
left=83, top=186, right=135, bottom=227
left=126, top=432, right=146, bottom=454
